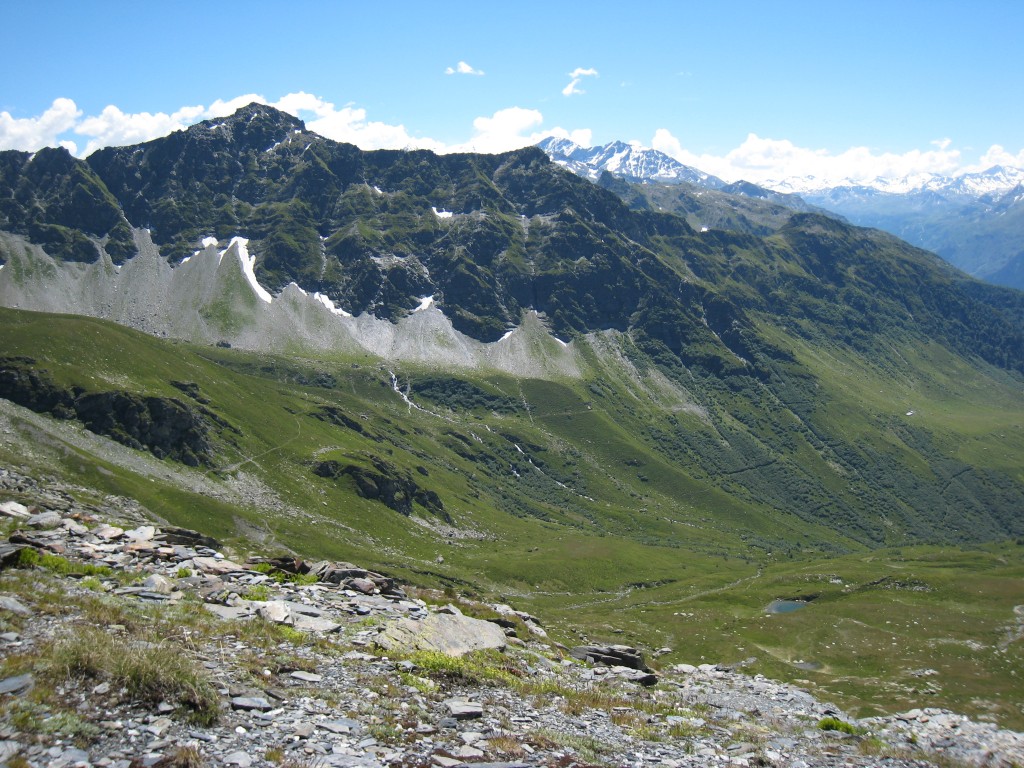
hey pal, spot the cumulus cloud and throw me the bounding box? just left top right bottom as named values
left=562, top=67, right=598, bottom=97
left=77, top=103, right=207, bottom=156
left=304, top=104, right=445, bottom=152
left=0, top=91, right=591, bottom=158
left=446, top=107, right=591, bottom=154
left=4, top=92, right=1016, bottom=186
left=0, top=98, right=82, bottom=154
left=974, top=144, right=1024, bottom=171
left=445, top=60, right=484, bottom=76
left=652, top=129, right=967, bottom=186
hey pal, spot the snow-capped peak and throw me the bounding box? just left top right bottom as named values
left=537, top=137, right=725, bottom=188
left=763, top=165, right=1024, bottom=198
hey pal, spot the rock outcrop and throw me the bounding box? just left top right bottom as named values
left=376, top=607, right=509, bottom=657
left=0, top=357, right=214, bottom=465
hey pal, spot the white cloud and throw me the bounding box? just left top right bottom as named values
left=652, top=129, right=968, bottom=186
left=206, top=94, right=267, bottom=118
left=444, top=107, right=592, bottom=155
left=445, top=60, right=484, bottom=76
left=4, top=92, right=1016, bottom=189
left=76, top=103, right=207, bottom=156
left=306, top=104, right=445, bottom=152
left=562, top=67, right=598, bottom=97
left=0, top=98, right=81, bottom=154
left=974, top=144, right=1024, bottom=171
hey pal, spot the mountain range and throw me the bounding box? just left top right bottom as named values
left=1, top=103, right=1023, bottom=724
left=541, top=138, right=1024, bottom=290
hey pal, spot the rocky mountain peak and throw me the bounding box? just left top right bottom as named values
left=190, top=102, right=307, bottom=150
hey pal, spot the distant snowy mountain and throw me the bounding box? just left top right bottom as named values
left=539, top=138, right=824, bottom=231
left=772, top=166, right=1024, bottom=290
left=539, top=136, right=1024, bottom=290
left=537, top=137, right=725, bottom=188
left=764, top=165, right=1024, bottom=198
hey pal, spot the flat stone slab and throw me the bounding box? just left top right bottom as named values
left=203, top=604, right=252, bottom=621
left=292, top=614, right=341, bottom=633
left=27, top=511, right=61, bottom=528
left=289, top=670, right=323, bottom=683
left=223, top=751, right=254, bottom=767
left=376, top=611, right=507, bottom=657
left=230, top=696, right=273, bottom=711
left=0, top=674, right=33, bottom=695
left=0, top=596, right=33, bottom=616
left=0, top=501, right=30, bottom=519
left=445, top=699, right=483, bottom=720
left=192, top=555, right=247, bottom=575
left=318, top=717, right=361, bottom=734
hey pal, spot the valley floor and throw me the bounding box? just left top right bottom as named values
left=1, top=468, right=1022, bottom=768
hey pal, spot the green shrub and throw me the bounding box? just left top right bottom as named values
left=818, top=716, right=865, bottom=735
left=15, top=548, right=112, bottom=578
left=243, top=584, right=272, bottom=602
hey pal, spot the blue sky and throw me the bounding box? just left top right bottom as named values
left=1, top=0, right=1021, bottom=184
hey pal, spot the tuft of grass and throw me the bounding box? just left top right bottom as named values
left=45, top=625, right=220, bottom=725
left=817, top=716, right=866, bottom=735
left=403, top=648, right=522, bottom=688
left=15, top=548, right=112, bottom=578
left=529, top=728, right=612, bottom=763
left=79, top=576, right=104, bottom=591
left=398, top=671, right=437, bottom=694
left=153, top=745, right=206, bottom=767
left=487, top=733, right=526, bottom=757
left=243, top=584, right=272, bottom=602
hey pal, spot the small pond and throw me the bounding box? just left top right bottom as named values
left=792, top=660, right=822, bottom=671
left=765, top=599, right=809, bottom=614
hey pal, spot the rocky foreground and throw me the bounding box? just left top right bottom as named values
left=0, top=468, right=1022, bottom=768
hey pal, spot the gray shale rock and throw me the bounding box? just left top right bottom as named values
left=376, top=610, right=508, bottom=656
left=570, top=643, right=649, bottom=670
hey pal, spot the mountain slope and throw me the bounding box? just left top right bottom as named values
left=537, top=136, right=1024, bottom=291
left=0, top=103, right=1022, bottom=550
left=2, top=108, right=1024, bottom=724
left=782, top=168, right=1024, bottom=290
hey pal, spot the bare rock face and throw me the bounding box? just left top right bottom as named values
left=376, top=610, right=508, bottom=657
left=0, top=357, right=213, bottom=466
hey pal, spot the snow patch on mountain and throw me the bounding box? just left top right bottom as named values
left=227, top=238, right=273, bottom=304
left=537, top=137, right=725, bottom=188
left=764, top=165, right=1024, bottom=198
left=313, top=292, right=352, bottom=317
left=0, top=230, right=580, bottom=379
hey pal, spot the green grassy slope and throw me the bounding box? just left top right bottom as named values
left=1, top=306, right=1023, bottom=726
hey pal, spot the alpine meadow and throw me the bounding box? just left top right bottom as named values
left=1, top=100, right=1023, bottom=766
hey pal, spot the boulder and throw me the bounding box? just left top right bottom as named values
left=26, top=510, right=61, bottom=528
left=570, top=644, right=650, bottom=671
left=376, top=611, right=508, bottom=657
left=257, top=600, right=293, bottom=625
left=0, top=543, right=27, bottom=569
left=444, top=699, right=484, bottom=720
left=142, top=574, right=175, bottom=594
left=156, top=526, right=220, bottom=549
left=0, top=598, right=33, bottom=618
left=347, top=577, right=378, bottom=595
left=0, top=501, right=29, bottom=519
